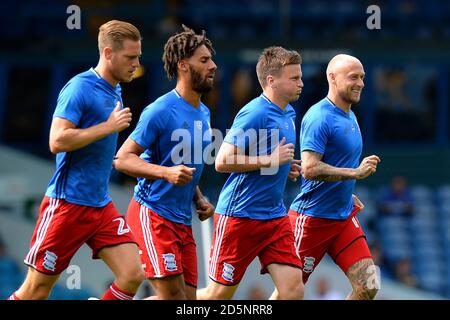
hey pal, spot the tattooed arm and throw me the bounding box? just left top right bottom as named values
left=301, top=151, right=381, bottom=182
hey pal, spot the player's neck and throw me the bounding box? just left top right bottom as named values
left=94, top=64, right=119, bottom=87
left=327, top=92, right=351, bottom=113
left=175, top=82, right=201, bottom=108
left=262, top=91, right=288, bottom=110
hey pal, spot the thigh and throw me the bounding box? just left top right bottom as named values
left=328, top=214, right=372, bottom=274
left=24, top=197, right=94, bottom=275
left=267, top=263, right=302, bottom=292
left=97, top=242, right=142, bottom=277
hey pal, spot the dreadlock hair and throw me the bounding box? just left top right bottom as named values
left=162, top=24, right=215, bottom=81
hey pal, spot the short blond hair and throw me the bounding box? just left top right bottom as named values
left=98, top=20, right=141, bottom=53
left=256, top=46, right=302, bottom=89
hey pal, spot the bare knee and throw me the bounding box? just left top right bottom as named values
left=116, top=267, right=145, bottom=291
left=128, top=268, right=145, bottom=287
left=151, top=278, right=187, bottom=300
left=197, top=286, right=217, bottom=300
left=277, top=281, right=304, bottom=300
left=18, top=281, right=53, bottom=300
left=275, top=268, right=304, bottom=300
left=29, top=285, right=52, bottom=300
left=16, top=269, right=59, bottom=300
left=198, top=283, right=236, bottom=300
left=197, top=285, right=220, bottom=300
left=161, top=286, right=186, bottom=299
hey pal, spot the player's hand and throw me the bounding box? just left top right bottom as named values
left=270, top=137, right=295, bottom=166
left=196, top=197, right=215, bottom=221
left=352, top=194, right=365, bottom=211
left=106, top=101, right=132, bottom=133
left=355, top=155, right=381, bottom=180
left=288, top=159, right=302, bottom=182
left=164, top=165, right=196, bottom=186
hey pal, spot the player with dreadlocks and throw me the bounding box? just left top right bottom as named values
left=114, top=25, right=216, bottom=299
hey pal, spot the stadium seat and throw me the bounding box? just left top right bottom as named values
left=411, top=230, right=440, bottom=245
left=410, top=185, right=434, bottom=203
left=354, top=185, right=370, bottom=202
left=412, top=203, right=436, bottom=218
left=437, top=185, right=450, bottom=201
left=413, top=245, right=442, bottom=261
left=413, top=259, right=445, bottom=275
left=439, top=200, right=450, bottom=218
left=383, top=243, right=412, bottom=262
left=377, top=216, right=409, bottom=234
left=409, top=215, right=437, bottom=232
left=417, top=271, right=445, bottom=295
left=0, top=257, right=23, bottom=294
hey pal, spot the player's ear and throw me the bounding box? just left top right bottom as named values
left=329, top=72, right=336, bottom=85
left=178, top=60, right=188, bottom=73
left=104, top=47, right=113, bottom=61
left=267, top=75, right=275, bottom=89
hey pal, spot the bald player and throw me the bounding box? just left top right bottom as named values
left=272, top=54, right=381, bottom=300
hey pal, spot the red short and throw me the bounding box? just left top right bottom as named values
left=208, top=214, right=301, bottom=286
left=126, top=199, right=198, bottom=287
left=288, top=205, right=372, bottom=284
left=24, top=196, right=136, bottom=275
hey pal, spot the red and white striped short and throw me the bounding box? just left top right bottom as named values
left=24, top=196, right=136, bottom=275
left=288, top=204, right=372, bottom=283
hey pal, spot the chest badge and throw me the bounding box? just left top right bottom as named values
left=182, top=121, right=190, bottom=129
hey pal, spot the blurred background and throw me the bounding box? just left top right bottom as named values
left=0, top=0, right=449, bottom=299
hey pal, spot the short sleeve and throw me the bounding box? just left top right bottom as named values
left=53, top=81, right=85, bottom=126
left=224, top=107, right=265, bottom=151
left=300, top=113, right=330, bottom=155
left=130, top=103, right=166, bottom=149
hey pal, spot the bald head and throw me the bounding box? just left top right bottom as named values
left=326, top=54, right=363, bottom=80
left=326, top=54, right=365, bottom=108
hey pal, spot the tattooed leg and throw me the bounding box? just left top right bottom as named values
left=345, top=258, right=379, bottom=300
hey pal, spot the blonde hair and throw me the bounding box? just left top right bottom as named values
left=98, top=20, right=141, bottom=53
left=256, top=46, right=302, bottom=89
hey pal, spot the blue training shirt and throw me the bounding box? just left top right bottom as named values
left=290, top=97, right=363, bottom=220
left=215, top=94, right=297, bottom=220
left=131, top=89, right=212, bottom=226
left=46, top=68, right=122, bottom=207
